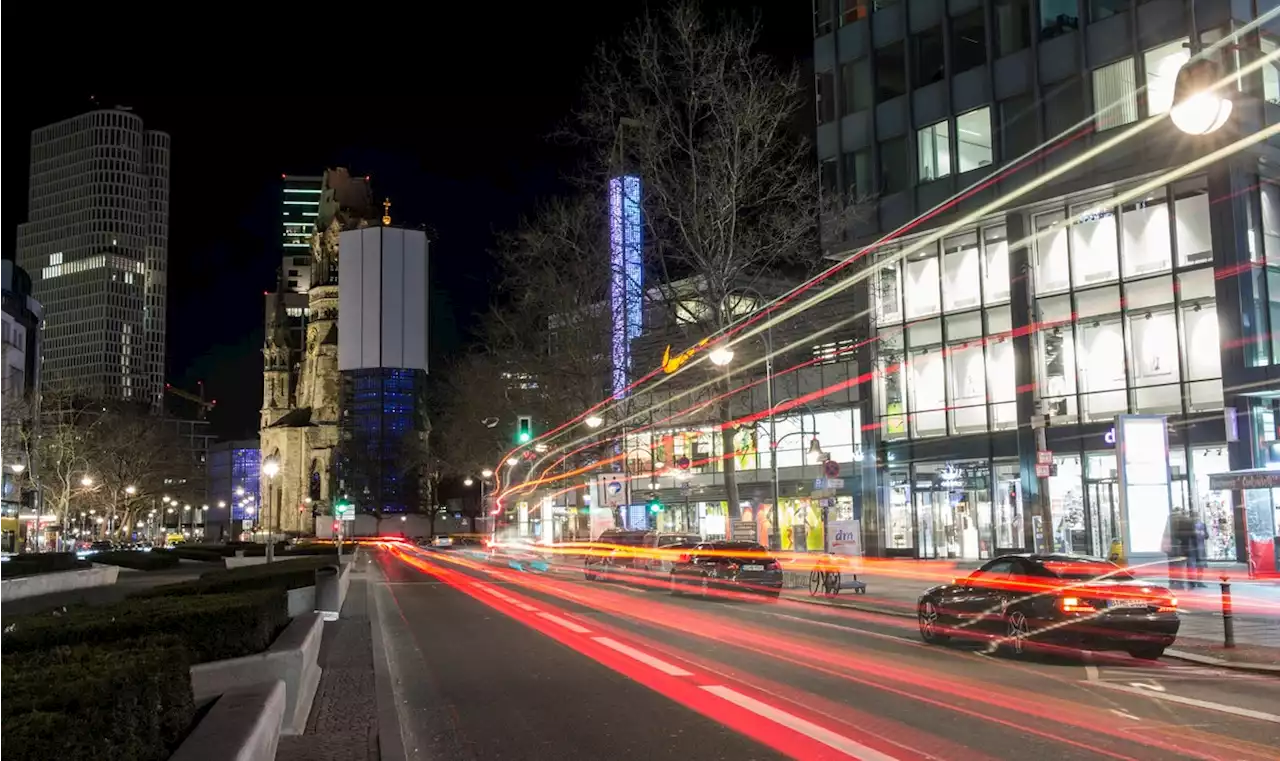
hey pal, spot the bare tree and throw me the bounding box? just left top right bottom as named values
left=571, top=1, right=838, bottom=516
left=28, top=394, right=103, bottom=545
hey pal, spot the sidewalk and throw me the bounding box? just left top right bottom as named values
left=277, top=552, right=383, bottom=761
left=781, top=567, right=1279, bottom=671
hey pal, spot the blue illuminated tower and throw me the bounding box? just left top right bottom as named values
left=609, top=175, right=643, bottom=399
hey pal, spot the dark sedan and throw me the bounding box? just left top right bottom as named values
left=669, top=541, right=783, bottom=600
left=917, top=553, right=1180, bottom=660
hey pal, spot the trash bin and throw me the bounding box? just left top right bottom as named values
left=315, top=564, right=341, bottom=621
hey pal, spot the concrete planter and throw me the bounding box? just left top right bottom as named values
left=190, top=612, right=323, bottom=735
left=170, top=680, right=286, bottom=761
left=0, top=563, right=120, bottom=602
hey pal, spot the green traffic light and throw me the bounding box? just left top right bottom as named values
left=518, top=431, right=531, bottom=443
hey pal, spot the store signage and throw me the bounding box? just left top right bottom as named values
left=1115, top=415, right=1173, bottom=557
left=938, top=466, right=963, bottom=489
left=829, top=519, right=863, bottom=558
left=1208, top=471, right=1280, bottom=490
left=1104, top=427, right=1116, bottom=445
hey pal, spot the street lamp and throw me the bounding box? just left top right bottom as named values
left=262, top=457, right=280, bottom=562
left=585, top=414, right=604, bottom=429
left=463, top=477, right=474, bottom=487
left=709, top=347, right=735, bottom=366
left=10, top=463, right=25, bottom=475
left=80, top=475, right=93, bottom=487
left=480, top=468, right=494, bottom=479
left=506, top=457, right=519, bottom=466
left=1170, top=58, right=1232, bottom=135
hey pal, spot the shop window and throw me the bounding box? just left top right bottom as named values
left=877, top=331, right=908, bottom=438
left=1070, top=203, right=1120, bottom=287
left=942, top=232, right=981, bottom=312
left=903, top=244, right=942, bottom=319
left=1261, top=36, right=1280, bottom=104
left=842, top=57, right=873, bottom=114
left=876, top=41, right=908, bottom=101
left=1144, top=38, right=1190, bottom=116
left=1034, top=210, right=1071, bottom=294
left=983, top=226, right=1012, bottom=304
left=1179, top=269, right=1222, bottom=382
left=1192, top=447, right=1236, bottom=560
left=1076, top=286, right=1127, bottom=421
left=843, top=149, right=873, bottom=200
left=993, top=461, right=1023, bottom=549
left=1127, top=280, right=1182, bottom=412
left=880, top=137, right=910, bottom=194
left=1090, top=0, right=1127, bottom=22
left=1000, top=95, right=1038, bottom=161
left=873, top=251, right=904, bottom=325
left=986, top=307, right=1017, bottom=429
left=952, top=10, right=987, bottom=73
left=885, top=468, right=913, bottom=549
left=913, top=26, right=946, bottom=88
left=1092, top=58, right=1139, bottom=130
left=1039, top=0, right=1079, bottom=40
left=1038, top=294, right=1078, bottom=420
left=1173, top=180, right=1212, bottom=267
left=994, top=0, right=1031, bottom=57
left=918, top=120, right=951, bottom=182
left=956, top=108, right=994, bottom=172
left=816, top=70, right=836, bottom=124
left=1121, top=192, right=1172, bottom=278
left=908, top=319, right=946, bottom=437
left=946, top=312, right=987, bottom=434
left=1261, top=182, right=1280, bottom=262
left=1048, top=455, right=1085, bottom=554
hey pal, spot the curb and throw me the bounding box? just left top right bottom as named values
left=367, top=552, right=409, bottom=761
left=785, top=592, right=1280, bottom=674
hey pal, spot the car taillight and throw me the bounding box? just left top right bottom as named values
left=1157, top=596, right=1178, bottom=613
left=726, top=562, right=740, bottom=572
left=678, top=554, right=691, bottom=563
left=765, top=560, right=780, bottom=570
left=1059, top=596, right=1096, bottom=613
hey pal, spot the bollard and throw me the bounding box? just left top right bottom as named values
left=1219, top=576, right=1235, bottom=649
left=315, top=564, right=341, bottom=622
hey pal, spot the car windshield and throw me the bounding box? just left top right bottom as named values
left=1040, top=558, right=1134, bottom=581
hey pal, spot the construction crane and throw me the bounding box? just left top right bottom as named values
left=164, top=381, right=217, bottom=420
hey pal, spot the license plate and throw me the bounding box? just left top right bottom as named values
left=1109, top=599, right=1148, bottom=609
left=743, top=564, right=765, bottom=571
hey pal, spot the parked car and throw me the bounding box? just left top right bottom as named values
left=917, top=553, right=1180, bottom=660
left=583, top=530, right=701, bottom=582
left=669, top=541, right=783, bottom=600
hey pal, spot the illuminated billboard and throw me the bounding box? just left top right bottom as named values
left=609, top=175, right=643, bottom=399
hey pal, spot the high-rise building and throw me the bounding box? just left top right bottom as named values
left=15, top=107, right=170, bottom=409
left=812, top=1, right=1280, bottom=565
left=281, top=174, right=323, bottom=293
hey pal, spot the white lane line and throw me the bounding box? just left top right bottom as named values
left=474, top=584, right=516, bottom=603
left=592, top=636, right=693, bottom=676
left=1090, top=681, right=1280, bottom=723
left=701, top=685, right=900, bottom=760
left=538, top=612, right=592, bottom=634
left=514, top=602, right=540, bottom=612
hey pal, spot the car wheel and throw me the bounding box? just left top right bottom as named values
left=669, top=573, right=681, bottom=596
left=1003, top=609, right=1031, bottom=656
left=918, top=600, right=949, bottom=644
left=1128, top=645, right=1166, bottom=660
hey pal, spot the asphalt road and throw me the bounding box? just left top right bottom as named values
left=371, top=546, right=1280, bottom=761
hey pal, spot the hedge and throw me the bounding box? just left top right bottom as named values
left=89, top=548, right=181, bottom=571
left=1, top=637, right=194, bottom=761
left=171, top=546, right=225, bottom=562
left=138, top=555, right=336, bottom=599
left=2, top=588, right=288, bottom=664
left=0, top=552, right=90, bottom=578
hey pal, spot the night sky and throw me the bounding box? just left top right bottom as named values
left=4, top=2, right=808, bottom=442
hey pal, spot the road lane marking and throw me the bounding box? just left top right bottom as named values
left=592, top=636, right=694, bottom=676
left=538, top=612, right=592, bottom=634
left=1090, top=681, right=1280, bottom=723
left=474, top=584, right=516, bottom=603
left=700, top=685, right=900, bottom=760
left=514, top=602, right=539, bottom=612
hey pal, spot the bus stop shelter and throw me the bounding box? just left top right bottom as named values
left=1208, top=469, right=1280, bottom=579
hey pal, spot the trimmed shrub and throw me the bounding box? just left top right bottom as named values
left=2, top=588, right=288, bottom=663
left=1, top=637, right=194, bottom=761
left=0, top=552, right=90, bottom=578
left=139, top=556, right=336, bottom=598
left=283, top=542, right=357, bottom=557
left=171, top=546, right=224, bottom=562
left=89, top=548, right=181, bottom=571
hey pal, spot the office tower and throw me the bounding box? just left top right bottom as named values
left=15, top=107, right=170, bottom=409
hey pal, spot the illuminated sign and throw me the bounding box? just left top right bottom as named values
left=661, top=338, right=710, bottom=374
left=610, top=175, right=643, bottom=399
left=1104, top=427, right=1116, bottom=445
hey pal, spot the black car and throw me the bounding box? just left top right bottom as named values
left=917, top=553, right=1180, bottom=660
left=669, top=541, right=783, bottom=600
left=584, top=530, right=700, bottom=582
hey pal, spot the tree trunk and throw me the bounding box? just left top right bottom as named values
left=375, top=514, right=383, bottom=537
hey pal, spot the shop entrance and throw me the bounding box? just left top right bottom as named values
left=1087, top=479, right=1121, bottom=558
left=915, top=491, right=944, bottom=559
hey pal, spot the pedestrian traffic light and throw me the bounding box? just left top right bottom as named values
left=333, top=499, right=353, bottom=518
left=516, top=415, right=532, bottom=443
left=647, top=494, right=664, bottom=513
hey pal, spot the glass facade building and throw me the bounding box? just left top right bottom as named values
left=815, top=0, right=1280, bottom=563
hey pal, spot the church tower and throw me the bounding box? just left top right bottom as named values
left=261, top=287, right=292, bottom=429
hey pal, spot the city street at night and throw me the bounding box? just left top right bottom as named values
left=372, top=545, right=1280, bottom=761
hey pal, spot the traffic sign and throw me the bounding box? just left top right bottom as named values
left=1035, top=463, right=1051, bottom=478
left=823, top=459, right=841, bottom=478
left=1036, top=450, right=1053, bottom=465
left=677, top=456, right=691, bottom=470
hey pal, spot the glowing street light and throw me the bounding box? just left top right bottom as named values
left=507, top=457, right=519, bottom=466
left=709, top=347, right=735, bottom=366
left=80, top=475, right=94, bottom=487
left=584, top=414, right=604, bottom=429
left=463, top=477, right=475, bottom=487
left=124, top=485, right=137, bottom=495
left=10, top=463, right=25, bottom=475
left=480, top=468, right=494, bottom=478
left=262, top=459, right=280, bottom=478
left=1170, top=58, right=1232, bottom=135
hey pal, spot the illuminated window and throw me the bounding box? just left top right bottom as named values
left=917, top=121, right=951, bottom=182
left=956, top=108, right=993, bottom=172
left=1092, top=58, right=1139, bottom=130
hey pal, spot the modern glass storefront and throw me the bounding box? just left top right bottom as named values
left=863, top=170, right=1274, bottom=562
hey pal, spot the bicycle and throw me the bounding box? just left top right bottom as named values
left=807, top=554, right=867, bottom=597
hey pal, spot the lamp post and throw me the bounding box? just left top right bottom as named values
left=262, top=458, right=280, bottom=562
left=1170, top=1, right=1232, bottom=136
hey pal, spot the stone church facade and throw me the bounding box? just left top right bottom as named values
left=259, top=169, right=375, bottom=535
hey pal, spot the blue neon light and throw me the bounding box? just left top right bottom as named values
left=610, top=175, right=643, bottom=399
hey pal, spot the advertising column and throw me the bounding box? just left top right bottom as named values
left=1115, top=415, right=1174, bottom=564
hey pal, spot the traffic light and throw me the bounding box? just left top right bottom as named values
left=646, top=494, right=664, bottom=514
left=516, top=415, right=532, bottom=443
left=333, top=499, right=353, bottom=518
